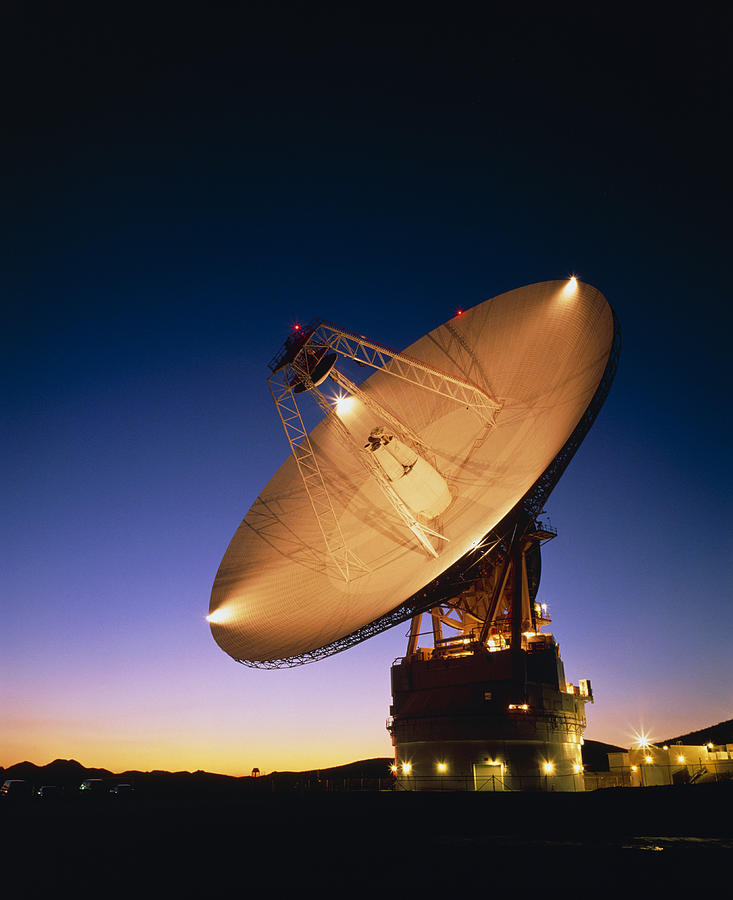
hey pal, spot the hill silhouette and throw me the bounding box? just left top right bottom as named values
left=0, top=758, right=112, bottom=786
left=660, top=717, right=733, bottom=747
left=0, top=755, right=396, bottom=792
left=3, top=728, right=729, bottom=788
left=1, top=742, right=627, bottom=786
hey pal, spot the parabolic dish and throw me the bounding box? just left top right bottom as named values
left=210, top=280, right=616, bottom=665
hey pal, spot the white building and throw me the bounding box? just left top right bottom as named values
left=608, top=743, right=733, bottom=787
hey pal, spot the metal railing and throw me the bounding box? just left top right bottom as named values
left=394, top=773, right=587, bottom=792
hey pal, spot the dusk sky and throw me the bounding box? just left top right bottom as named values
left=3, top=5, right=731, bottom=775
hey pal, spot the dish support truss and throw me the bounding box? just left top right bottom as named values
left=267, top=320, right=502, bottom=578
left=300, top=321, right=501, bottom=425
left=238, top=309, right=620, bottom=669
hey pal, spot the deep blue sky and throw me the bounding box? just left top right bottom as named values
left=2, top=4, right=731, bottom=771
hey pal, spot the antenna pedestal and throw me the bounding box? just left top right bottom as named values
left=388, top=646, right=590, bottom=791
left=387, top=518, right=593, bottom=791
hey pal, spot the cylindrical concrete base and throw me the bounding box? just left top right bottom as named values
left=389, top=647, right=589, bottom=792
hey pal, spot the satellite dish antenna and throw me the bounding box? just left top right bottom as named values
left=209, top=279, right=620, bottom=791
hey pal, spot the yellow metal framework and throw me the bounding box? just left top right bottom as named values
left=267, top=320, right=500, bottom=577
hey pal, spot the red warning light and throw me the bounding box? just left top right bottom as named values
left=456, top=309, right=464, bottom=317
left=293, top=323, right=301, bottom=331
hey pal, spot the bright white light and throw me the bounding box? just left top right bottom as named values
left=437, top=762, right=447, bottom=773
left=206, top=608, right=232, bottom=625
left=401, top=763, right=412, bottom=775
left=631, top=728, right=654, bottom=749
left=563, top=275, right=578, bottom=296
left=543, top=762, right=554, bottom=774
left=334, top=393, right=355, bottom=415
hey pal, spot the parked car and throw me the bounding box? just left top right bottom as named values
left=79, top=778, right=107, bottom=795
left=35, top=784, right=62, bottom=800
left=109, top=783, right=134, bottom=797
left=1, top=779, right=32, bottom=799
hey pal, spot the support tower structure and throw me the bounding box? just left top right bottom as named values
left=388, top=514, right=592, bottom=791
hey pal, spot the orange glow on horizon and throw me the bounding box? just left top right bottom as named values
left=1, top=722, right=394, bottom=778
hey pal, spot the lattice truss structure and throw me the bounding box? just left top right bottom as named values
left=267, top=320, right=502, bottom=577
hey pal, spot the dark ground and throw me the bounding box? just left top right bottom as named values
left=3, top=782, right=731, bottom=894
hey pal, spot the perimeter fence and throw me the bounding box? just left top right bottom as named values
left=264, top=776, right=397, bottom=792
left=262, top=772, right=632, bottom=792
